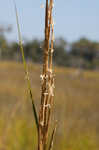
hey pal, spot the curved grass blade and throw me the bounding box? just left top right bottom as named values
left=14, top=1, right=39, bottom=132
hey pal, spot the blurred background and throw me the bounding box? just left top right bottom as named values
left=0, top=0, right=99, bottom=150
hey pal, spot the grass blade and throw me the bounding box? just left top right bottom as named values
left=48, top=122, right=57, bottom=150
left=30, top=90, right=39, bottom=131
left=14, top=1, right=39, bottom=132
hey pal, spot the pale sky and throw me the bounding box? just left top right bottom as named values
left=0, top=0, right=99, bottom=42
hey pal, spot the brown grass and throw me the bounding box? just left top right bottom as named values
left=0, top=61, right=99, bottom=150
left=14, top=0, right=56, bottom=150
left=38, top=1, right=56, bottom=150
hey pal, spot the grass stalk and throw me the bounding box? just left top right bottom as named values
left=38, top=0, right=56, bottom=150
left=48, top=122, right=57, bottom=150
left=14, top=0, right=56, bottom=150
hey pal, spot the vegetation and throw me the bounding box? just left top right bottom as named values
left=0, top=61, right=99, bottom=150
left=0, top=27, right=99, bottom=70
left=14, top=0, right=56, bottom=150
left=0, top=0, right=99, bottom=150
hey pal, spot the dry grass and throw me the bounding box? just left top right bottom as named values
left=0, top=61, right=99, bottom=150
left=14, top=0, right=56, bottom=150
left=38, top=1, right=56, bottom=150
left=1, top=0, right=99, bottom=150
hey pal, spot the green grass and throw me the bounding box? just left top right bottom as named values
left=0, top=61, right=99, bottom=150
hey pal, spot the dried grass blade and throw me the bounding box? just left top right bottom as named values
left=48, top=122, right=57, bottom=150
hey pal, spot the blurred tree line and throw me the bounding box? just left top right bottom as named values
left=0, top=25, right=99, bottom=70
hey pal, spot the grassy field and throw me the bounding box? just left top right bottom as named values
left=0, top=61, right=99, bottom=150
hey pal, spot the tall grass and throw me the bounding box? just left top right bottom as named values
left=14, top=0, right=56, bottom=150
